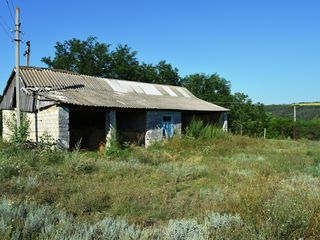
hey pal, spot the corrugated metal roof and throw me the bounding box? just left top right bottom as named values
left=16, top=67, right=228, bottom=112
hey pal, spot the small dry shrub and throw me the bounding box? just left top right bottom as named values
left=64, top=187, right=112, bottom=215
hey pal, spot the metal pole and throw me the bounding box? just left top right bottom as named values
left=294, top=105, right=296, bottom=122
left=15, top=7, right=21, bottom=128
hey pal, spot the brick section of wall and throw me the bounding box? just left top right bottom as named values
left=146, top=111, right=182, bottom=134
left=2, top=106, right=70, bottom=148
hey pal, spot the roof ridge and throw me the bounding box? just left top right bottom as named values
left=98, top=77, right=186, bottom=89
left=20, top=66, right=80, bottom=75
left=20, top=66, right=187, bottom=89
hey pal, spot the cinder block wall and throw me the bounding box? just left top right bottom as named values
left=2, top=110, right=13, bottom=141
left=145, top=111, right=181, bottom=147
left=2, top=106, right=69, bottom=148
left=146, top=111, right=182, bottom=133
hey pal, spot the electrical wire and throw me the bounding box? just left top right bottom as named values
left=4, top=0, right=15, bottom=24
left=9, top=0, right=14, bottom=13
left=0, top=19, right=11, bottom=39
left=0, top=14, right=10, bottom=30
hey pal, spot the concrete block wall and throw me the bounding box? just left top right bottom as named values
left=145, top=111, right=181, bottom=147
left=2, top=110, right=13, bottom=141
left=2, top=106, right=69, bottom=148
left=146, top=111, right=182, bottom=134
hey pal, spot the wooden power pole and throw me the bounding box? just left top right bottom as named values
left=15, top=7, right=21, bottom=128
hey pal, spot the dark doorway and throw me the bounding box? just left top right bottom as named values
left=69, top=109, right=106, bottom=150
left=117, top=110, right=146, bottom=145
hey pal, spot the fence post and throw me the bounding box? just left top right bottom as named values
left=292, top=127, right=297, bottom=140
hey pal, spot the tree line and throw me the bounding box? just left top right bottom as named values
left=42, top=36, right=270, bottom=136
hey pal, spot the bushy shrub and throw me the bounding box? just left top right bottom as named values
left=38, top=131, right=55, bottom=150
left=205, top=212, right=242, bottom=230
left=106, top=127, right=122, bottom=157
left=223, top=153, right=266, bottom=162
left=43, top=150, right=66, bottom=165
left=106, top=159, right=144, bottom=172
left=68, top=145, right=97, bottom=174
left=263, top=175, right=320, bottom=239
left=131, top=147, right=167, bottom=166
left=5, top=112, right=30, bottom=144
left=2, top=196, right=319, bottom=239
left=158, top=162, right=208, bottom=181
left=12, top=176, right=38, bottom=193
left=69, top=158, right=97, bottom=174
left=65, top=188, right=112, bottom=215
left=166, top=219, right=207, bottom=240
left=0, top=198, right=153, bottom=240
left=185, top=119, right=204, bottom=138
left=0, top=156, right=30, bottom=181
left=185, top=119, right=229, bottom=140
left=204, top=212, right=246, bottom=239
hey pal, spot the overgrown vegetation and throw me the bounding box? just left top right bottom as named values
left=4, top=112, right=30, bottom=144
left=266, top=116, right=320, bottom=140
left=185, top=119, right=229, bottom=140
left=265, top=104, right=320, bottom=120
left=1, top=132, right=320, bottom=239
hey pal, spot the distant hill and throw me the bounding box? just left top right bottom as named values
left=265, top=104, right=320, bottom=120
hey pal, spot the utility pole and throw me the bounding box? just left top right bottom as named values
left=24, top=40, right=30, bottom=66
left=15, top=7, right=21, bottom=128
left=293, top=105, right=297, bottom=140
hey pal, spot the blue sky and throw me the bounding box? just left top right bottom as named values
left=0, top=0, right=319, bottom=104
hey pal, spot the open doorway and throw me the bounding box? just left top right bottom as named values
left=69, top=109, right=106, bottom=150
left=116, top=110, right=146, bottom=146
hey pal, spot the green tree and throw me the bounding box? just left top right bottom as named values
left=228, top=93, right=268, bottom=136
left=267, top=116, right=293, bottom=139
left=107, top=44, right=141, bottom=81
left=42, top=36, right=111, bottom=77
left=182, top=74, right=268, bottom=137
left=154, top=60, right=181, bottom=86
left=182, top=73, right=233, bottom=103
left=42, top=37, right=182, bottom=84
left=138, top=63, right=158, bottom=83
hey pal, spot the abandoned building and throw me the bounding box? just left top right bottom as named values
left=0, top=67, right=229, bottom=149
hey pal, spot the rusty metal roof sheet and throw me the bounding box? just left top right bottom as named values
left=16, top=67, right=228, bottom=111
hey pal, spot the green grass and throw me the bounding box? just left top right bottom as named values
left=1, top=135, right=320, bottom=239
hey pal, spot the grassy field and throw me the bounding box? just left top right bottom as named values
left=1, top=134, right=320, bottom=239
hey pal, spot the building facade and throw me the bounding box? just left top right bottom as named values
left=1, top=67, right=228, bottom=149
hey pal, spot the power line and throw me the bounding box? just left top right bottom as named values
left=213, top=102, right=260, bottom=104
left=4, top=0, right=15, bottom=24
left=0, top=14, right=10, bottom=30
left=0, top=19, right=11, bottom=39
left=9, top=0, right=14, bottom=13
